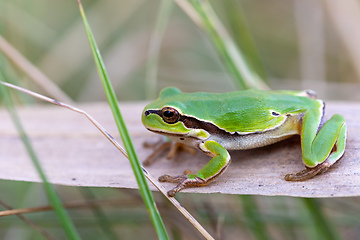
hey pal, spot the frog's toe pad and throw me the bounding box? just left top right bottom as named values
left=285, top=162, right=330, bottom=181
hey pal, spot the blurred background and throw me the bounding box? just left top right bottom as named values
left=1, top=0, right=360, bottom=101
left=0, top=0, right=359, bottom=239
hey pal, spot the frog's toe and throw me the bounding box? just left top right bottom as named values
left=167, top=189, right=178, bottom=197
left=166, top=176, right=207, bottom=197
left=158, top=174, right=187, bottom=183
left=144, top=141, right=196, bottom=166
left=166, top=142, right=196, bottom=159
left=285, top=162, right=331, bottom=181
left=159, top=174, right=209, bottom=197
left=143, top=141, right=172, bottom=166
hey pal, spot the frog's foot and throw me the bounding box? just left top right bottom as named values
left=284, top=161, right=331, bottom=181
left=158, top=174, right=207, bottom=197
left=143, top=140, right=196, bottom=166
left=159, top=141, right=231, bottom=197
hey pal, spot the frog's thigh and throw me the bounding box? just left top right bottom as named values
left=197, top=140, right=231, bottom=180
left=302, top=112, right=346, bottom=167
left=323, top=115, right=346, bottom=165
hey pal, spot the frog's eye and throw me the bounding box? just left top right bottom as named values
left=161, top=107, right=180, bottom=124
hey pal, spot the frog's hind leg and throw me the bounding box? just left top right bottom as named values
left=285, top=113, right=347, bottom=181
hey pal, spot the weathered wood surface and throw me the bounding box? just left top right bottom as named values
left=0, top=101, right=359, bottom=197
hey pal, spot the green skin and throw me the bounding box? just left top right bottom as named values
left=142, top=87, right=347, bottom=197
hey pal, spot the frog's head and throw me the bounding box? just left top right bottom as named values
left=142, top=87, right=209, bottom=139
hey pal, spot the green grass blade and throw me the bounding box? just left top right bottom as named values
left=80, top=188, right=118, bottom=240
left=302, top=198, right=342, bottom=240
left=0, top=71, right=80, bottom=240
left=77, top=2, right=169, bottom=239
left=177, top=0, right=269, bottom=90
left=239, top=195, right=270, bottom=240
left=221, top=0, right=268, bottom=83
left=145, top=0, right=173, bottom=99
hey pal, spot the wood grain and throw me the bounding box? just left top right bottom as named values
left=0, top=101, right=359, bottom=197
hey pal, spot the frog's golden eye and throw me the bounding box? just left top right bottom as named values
left=161, top=107, right=180, bottom=124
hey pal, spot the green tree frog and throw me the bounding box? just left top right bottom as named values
left=142, top=87, right=347, bottom=197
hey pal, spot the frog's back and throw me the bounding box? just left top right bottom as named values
left=166, top=89, right=322, bottom=133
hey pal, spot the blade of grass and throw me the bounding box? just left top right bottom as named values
left=0, top=36, right=73, bottom=103
left=76, top=1, right=169, bottom=239
left=145, top=0, right=173, bottom=99
left=221, top=0, right=268, bottom=83
left=302, top=198, right=341, bottom=240
left=0, top=72, right=80, bottom=240
left=239, top=195, right=270, bottom=240
left=79, top=188, right=118, bottom=240
left=0, top=198, right=133, bottom=217
left=0, top=199, right=56, bottom=240
left=176, top=0, right=269, bottom=90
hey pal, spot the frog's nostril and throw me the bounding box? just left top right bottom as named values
left=144, top=110, right=150, bottom=116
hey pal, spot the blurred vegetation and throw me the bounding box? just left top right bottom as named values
left=0, top=0, right=360, bottom=239
left=1, top=0, right=359, bottom=101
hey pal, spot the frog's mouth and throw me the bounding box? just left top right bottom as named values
left=145, top=127, right=189, bottom=138
left=145, top=125, right=210, bottom=141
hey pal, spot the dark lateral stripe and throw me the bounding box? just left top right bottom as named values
left=179, top=115, right=227, bottom=136
left=145, top=108, right=232, bottom=136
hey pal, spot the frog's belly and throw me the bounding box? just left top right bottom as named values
left=211, top=131, right=297, bottom=150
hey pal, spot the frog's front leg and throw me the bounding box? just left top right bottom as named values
left=285, top=111, right=347, bottom=181
left=159, top=140, right=230, bottom=197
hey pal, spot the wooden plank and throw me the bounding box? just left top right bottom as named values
left=0, top=101, right=359, bottom=197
